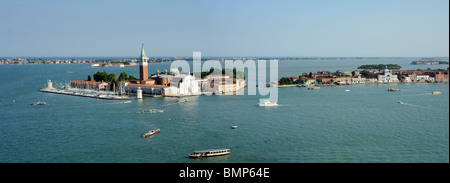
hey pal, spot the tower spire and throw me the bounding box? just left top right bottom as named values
left=141, top=43, right=146, bottom=57
left=139, top=43, right=149, bottom=84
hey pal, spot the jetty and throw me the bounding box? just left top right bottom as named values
left=39, top=80, right=135, bottom=100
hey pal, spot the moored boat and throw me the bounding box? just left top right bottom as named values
left=142, top=129, right=160, bottom=138
left=189, top=149, right=230, bottom=158
left=308, top=87, right=320, bottom=90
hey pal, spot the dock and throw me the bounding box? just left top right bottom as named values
left=39, top=88, right=135, bottom=100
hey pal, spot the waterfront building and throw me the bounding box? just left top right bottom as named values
left=321, top=77, right=339, bottom=84
left=365, top=78, right=378, bottom=83
left=201, top=74, right=246, bottom=94
left=125, top=82, right=173, bottom=96
left=104, top=63, right=125, bottom=67
left=171, top=74, right=201, bottom=95
left=305, top=78, right=316, bottom=85
left=416, top=75, right=431, bottom=82
left=352, top=76, right=366, bottom=84
left=377, top=68, right=399, bottom=83
left=338, top=77, right=352, bottom=84
left=403, top=76, right=412, bottom=83
left=429, top=71, right=449, bottom=82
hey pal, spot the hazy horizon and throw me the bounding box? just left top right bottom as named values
left=1, top=0, right=448, bottom=57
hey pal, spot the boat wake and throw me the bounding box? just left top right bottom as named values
left=397, top=101, right=425, bottom=108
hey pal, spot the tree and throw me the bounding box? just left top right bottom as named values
left=87, top=75, right=91, bottom=81
left=93, top=71, right=108, bottom=82
left=309, top=72, right=313, bottom=78
left=129, top=75, right=137, bottom=80
left=118, top=72, right=128, bottom=81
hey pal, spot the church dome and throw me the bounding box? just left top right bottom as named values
left=170, top=67, right=180, bottom=75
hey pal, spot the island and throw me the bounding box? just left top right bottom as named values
left=357, top=64, right=402, bottom=70
left=411, top=61, right=449, bottom=65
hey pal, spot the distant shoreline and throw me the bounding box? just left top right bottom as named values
left=1, top=56, right=449, bottom=65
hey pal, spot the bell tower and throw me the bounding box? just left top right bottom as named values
left=139, top=43, right=149, bottom=84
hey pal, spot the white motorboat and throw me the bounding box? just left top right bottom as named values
left=31, top=101, right=46, bottom=105
left=189, top=149, right=230, bottom=158
left=258, top=99, right=278, bottom=107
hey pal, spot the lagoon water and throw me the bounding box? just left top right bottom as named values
left=0, top=58, right=448, bottom=162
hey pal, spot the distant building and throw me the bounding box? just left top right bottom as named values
left=171, top=74, right=201, bottom=95
left=336, top=70, right=352, bottom=76
left=365, top=78, right=378, bottom=83
left=430, top=71, right=449, bottom=82
left=352, top=76, right=366, bottom=84
left=338, top=77, right=352, bottom=84
left=201, top=74, right=246, bottom=94
left=321, top=77, right=339, bottom=84
left=378, top=68, right=399, bottom=83
left=416, top=75, right=431, bottom=82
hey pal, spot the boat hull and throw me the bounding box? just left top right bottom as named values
left=142, top=129, right=160, bottom=138
left=189, top=152, right=230, bottom=158
left=189, top=149, right=231, bottom=158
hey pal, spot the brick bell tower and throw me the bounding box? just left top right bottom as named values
left=139, top=43, right=149, bottom=84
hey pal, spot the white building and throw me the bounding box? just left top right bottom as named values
left=352, top=76, right=366, bottom=84
left=404, top=77, right=412, bottom=83
left=201, top=74, right=246, bottom=94
left=416, top=75, right=435, bottom=82
left=171, top=74, right=201, bottom=96
left=378, top=68, right=399, bottom=83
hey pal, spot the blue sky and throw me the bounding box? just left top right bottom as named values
left=0, top=0, right=448, bottom=57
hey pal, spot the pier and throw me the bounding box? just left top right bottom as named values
left=39, top=80, right=135, bottom=100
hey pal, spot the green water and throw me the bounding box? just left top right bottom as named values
left=0, top=59, right=448, bottom=162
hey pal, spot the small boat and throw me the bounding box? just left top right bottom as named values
left=31, top=102, right=46, bottom=105
left=387, top=88, right=401, bottom=92
left=307, top=87, right=320, bottom=90
left=432, top=91, right=441, bottom=94
left=258, top=99, right=278, bottom=107
left=177, top=99, right=188, bottom=103
left=398, top=101, right=404, bottom=104
left=142, top=109, right=164, bottom=113
left=345, top=89, right=350, bottom=92
left=122, top=101, right=132, bottom=103
left=142, top=129, right=160, bottom=138
left=231, top=126, right=238, bottom=129
left=189, top=149, right=230, bottom=158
